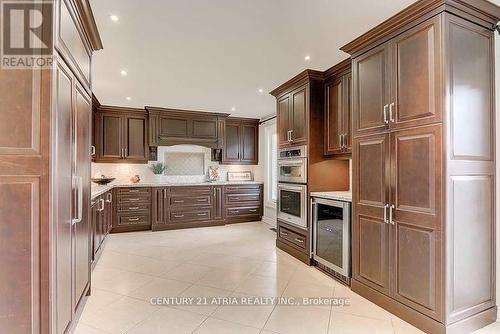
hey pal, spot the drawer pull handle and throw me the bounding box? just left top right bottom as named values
left=174, top=214, right=185, bottom=218
left=280, top=231, right=289, bottom=236
left=128, top=217, right=140, bottom=221
left=129, top=189, right=139, bottom=193
left=197, top=213, right=207, bottom=216
left=129, top=198, right=140, bottom=201
left=197, top=199, right=207, bottom=202
left=174, top=200, right=185, bottom=203
left=294, top=238, right=304, bottom=243
left=249, top=209, right=257, bottom=212
left=128, top=206, right=140, bottom=210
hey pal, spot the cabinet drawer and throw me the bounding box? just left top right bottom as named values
left=226, top=205, right=261, bottom=217
left=169, top=208, right=212, bottom=222
left=117, top=214, right=150, bottom=226
left=278, top=224, right=307, bottom=251
left=117, top=203, right=151, bottom=214
left=170, top=195, right=212, bottom=207
left=118, top=194, right=151, bottom=204
left=170, top=186, right=211, bottom=195
left=225, top=192, right=261, bottom=204
left=224, top=184, right=261, bottom=193
left=117, top=188, right=151, bottom=196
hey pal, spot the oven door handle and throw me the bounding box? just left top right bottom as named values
left=278, top=160, right=305, bottom=165
left=278, top=184, right=306, bottom=191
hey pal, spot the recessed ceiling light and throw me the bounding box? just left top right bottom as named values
left=109, top=15, right=119, bottom=22
left=258, top=88, right=264, bottom=93
left=304, top=55, right=311, bottom=61
left=231, top=107, right=236, bottom=112
left=126, top=96, right=132, bottom=101
left=120, top=69, right=127, bottom=76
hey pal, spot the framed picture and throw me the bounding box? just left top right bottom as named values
left=227, top=171, right=253, bottom=182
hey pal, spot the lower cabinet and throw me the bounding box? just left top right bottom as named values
left=152, top=184, right=263, bottom=231
left=91, top=191, right=112, bottom=265
left=224, top=184, right=262, bottom=223
left=112, top=187, right=152, bottom=232
left=276, top=221, right=310, bottom=265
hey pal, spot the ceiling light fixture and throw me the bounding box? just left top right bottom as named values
left=304, top=55, right=311, bottom=61
left=109, top=15, right=119, bottom=22
left=231, top=107, right=236, bottom=112
left=258, top=88, right=264, bottom=93
left=126, top=97, right=132, bottom=101
left=120, top=69, right=127, bottom=76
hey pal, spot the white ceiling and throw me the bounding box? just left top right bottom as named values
left=90, top=0, right=421, bottom=118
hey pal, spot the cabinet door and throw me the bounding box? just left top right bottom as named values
left=240, top=123, right=258, bottom=164
left=192, top=119, right=218, bottom=140
left=55, top=61, right=74, bottom=334
left=352, top=133, right=390, bottom=295
left=105, top=191, right=113, bottom=235
left=159, top=116, right=189, bottom=138
left=352, top=44, right=390, bottom=136
left=90, top=200, right=97, bottom=262
left=390, top=16, right=442, bottom=129
left=73, top=81, right=91, bottom=308
left=223, top=122, right=241, bottom=162
left=290, top=85, right=308, bottom=144
left=324, top=78, right=344, bottom=155
left=390, top=125, right=442, bottom=320
left=123, top=115, right=147, bottom=161
left=152, top=187, right=167, bottom=227
left=213, top=186, right=224, bottom=220
left=342, top=73, right=352, bottom=153
left=98, top=113, right=122, bottom=159
left=277, top=95, right=291, bottom=146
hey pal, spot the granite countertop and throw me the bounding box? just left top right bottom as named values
left=91, top=180, right=264, bottom=199
left=310, top=191, right=352, bottom=202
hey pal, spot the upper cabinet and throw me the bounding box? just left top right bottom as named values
left=146, top=107, right=229, bottom=149
left=351, top=16, right=442, bottom=137
left=94, top=106, right=148, bottom=163
left=324, top=59, right=352, bottom=156
left=56, top=0, right=103, bottom=90
left=270, top=70, right=324, bottom=148
left=222, top=118, right=259, bottom=165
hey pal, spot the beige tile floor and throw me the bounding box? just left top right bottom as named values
left=74, top=222, right=499, bottom=334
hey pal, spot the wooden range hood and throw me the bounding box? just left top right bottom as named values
left=146, top=106, right=229, bottom=149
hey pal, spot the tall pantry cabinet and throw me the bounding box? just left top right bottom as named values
left=341, top=0, right=499, bottom=333
left=0, top=1, right=102, bottom=334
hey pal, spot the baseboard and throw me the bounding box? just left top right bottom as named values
left=261, top=215, right=275, bottom=227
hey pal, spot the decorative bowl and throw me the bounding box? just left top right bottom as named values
left=91, top=177, right=115, bottom=185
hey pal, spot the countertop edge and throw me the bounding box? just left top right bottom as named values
left=310, top=191, right=352, bottom=202
left=91, top=181, right=264, bottom=199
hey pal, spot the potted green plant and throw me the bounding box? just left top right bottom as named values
left=150, top=162, right=166, bottom=175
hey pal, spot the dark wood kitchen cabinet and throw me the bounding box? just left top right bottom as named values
left=271, top=71, right=323, bottom=147
left=351, top=16, right=442, bottom=137
left=324, top=59, right=351, bottom=156
left=222, top=118, right=259, bottom=165
left=152, top=184, right=263, bottom=230
left=224, top=184, right=262, bottom=223
left=91, top=190, right=113, bottom=266
left=94, top=106, right=148, bottom=163
left=112, top=187, right=152, bottom=233
left=342, top=1, right=499, bottom=333
left=146, top=107, right=229, bottom=149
